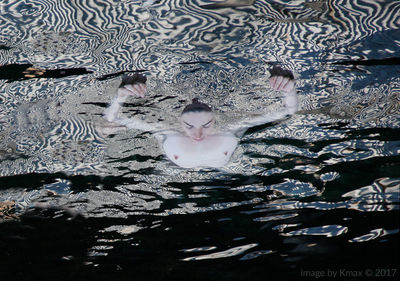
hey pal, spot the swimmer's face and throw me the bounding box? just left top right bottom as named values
left=181, top=111, right=216, bottom=142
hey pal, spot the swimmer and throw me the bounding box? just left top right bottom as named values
left=101, top=66, right=298, bottom=168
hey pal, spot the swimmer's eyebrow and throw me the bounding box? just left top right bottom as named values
left=183, top=121, right=193, bottom=127
left=183, top=119, right=214, bottom=127
left=202, top=119, right=214, bottom=127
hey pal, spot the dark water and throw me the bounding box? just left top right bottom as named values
left=0, top=0, right=399, bottom=280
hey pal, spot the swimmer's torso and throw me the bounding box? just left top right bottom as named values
left=162, top=133, right=238, bottom=168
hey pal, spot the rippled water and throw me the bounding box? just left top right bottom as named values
left=0, top=0, right=399, bottom=280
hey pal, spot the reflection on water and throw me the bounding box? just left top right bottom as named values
left=0, top=0, right=399, bottom=279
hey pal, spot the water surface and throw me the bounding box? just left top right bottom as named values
left=0, top=0, right=399, bottom=280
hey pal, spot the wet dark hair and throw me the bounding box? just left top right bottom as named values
left=269, top=65, right=294, bottom=80
left=119, top=73, right=147, bottom=88
left=181, top=98, right=212, bottom=115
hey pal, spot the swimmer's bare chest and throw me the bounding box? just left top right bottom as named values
left=162, top=133, right=238, bottom=168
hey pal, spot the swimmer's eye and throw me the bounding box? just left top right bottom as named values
left=183, top=121, right=194, bottom=129
left=202, top=119, right=214, bottom=128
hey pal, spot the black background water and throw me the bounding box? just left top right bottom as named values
left=0, top=0, right=399, bottom=280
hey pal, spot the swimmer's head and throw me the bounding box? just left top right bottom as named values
left=181, top=98, right=216, bottom=142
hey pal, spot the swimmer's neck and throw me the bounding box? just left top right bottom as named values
left=177, top=131, right=229, bottom=143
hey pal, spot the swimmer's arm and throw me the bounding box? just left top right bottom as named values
left=228, top=67, right=298, bottom=136
left=103, top=74, right=163, bottom=133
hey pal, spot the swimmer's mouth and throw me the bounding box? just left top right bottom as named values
left=193, top=137, right=204, bottom=142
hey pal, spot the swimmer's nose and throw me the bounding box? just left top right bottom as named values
left=194, top=128, right=203, bottom=140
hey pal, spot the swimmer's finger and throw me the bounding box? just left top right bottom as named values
left=118, top=87, right=132, bottom=98
left=278, top=77, right=290, bottom=91
left=124, top=84, right=142, bottom=97
left=281, top=79, right=295, bottom=93
left=269, top=76, right=278, bottom=89
left=132, top=84, right=146, bottom=97
left=273, top=76, right=284, bottom=91
left=137, top=83, right=147, bottom=97
left=124, top=84, right=137, bottom=95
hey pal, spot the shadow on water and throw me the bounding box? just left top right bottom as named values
left=0, top=64, right=93, bottom=82
left=0, top=0, right=399, bottom=280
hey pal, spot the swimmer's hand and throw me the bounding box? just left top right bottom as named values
left=101, top=72, right=163, bottom=134
left=269, top=66, right=295, bottom=93
left=104, top=73, right=147, bottom=123
left=227, top=66, right=298, bottom=136
left=269, top=66, right=298, bottom=114
left=117, top=73, right=147, bottom=99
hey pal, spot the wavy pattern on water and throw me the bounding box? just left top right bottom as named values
left=330, top=0, right=400, bottom=43
left=0, top=106, right=106, bottom=177
left=0, top=0, right=398, bottom=176
left=1, top=0, right=399, bottom=77
left=0, top=1, right=399, bottom=272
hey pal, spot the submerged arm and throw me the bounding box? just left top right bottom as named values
left=103, top=74, right=163, bottom=133
left=228, top=66, right=299, bottom=137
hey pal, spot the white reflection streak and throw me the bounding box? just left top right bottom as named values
left=319, top=138, right=400, bottom=166
left=254, top=213, right=298, bottom=222
left=281, top=225, right=348, bottom=237
left=164, top=198, right=261, bottom=215
left=180, top=246, right=217, bottom=253
left=100, top=224, right=143, bottom=235
left=182, top=243, right=258, bottom=261
left=260, top=177, right=400, bottom=213
left=348, top=228, right=399, bottom=243
left=343, top=177, right=400, bottom=212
